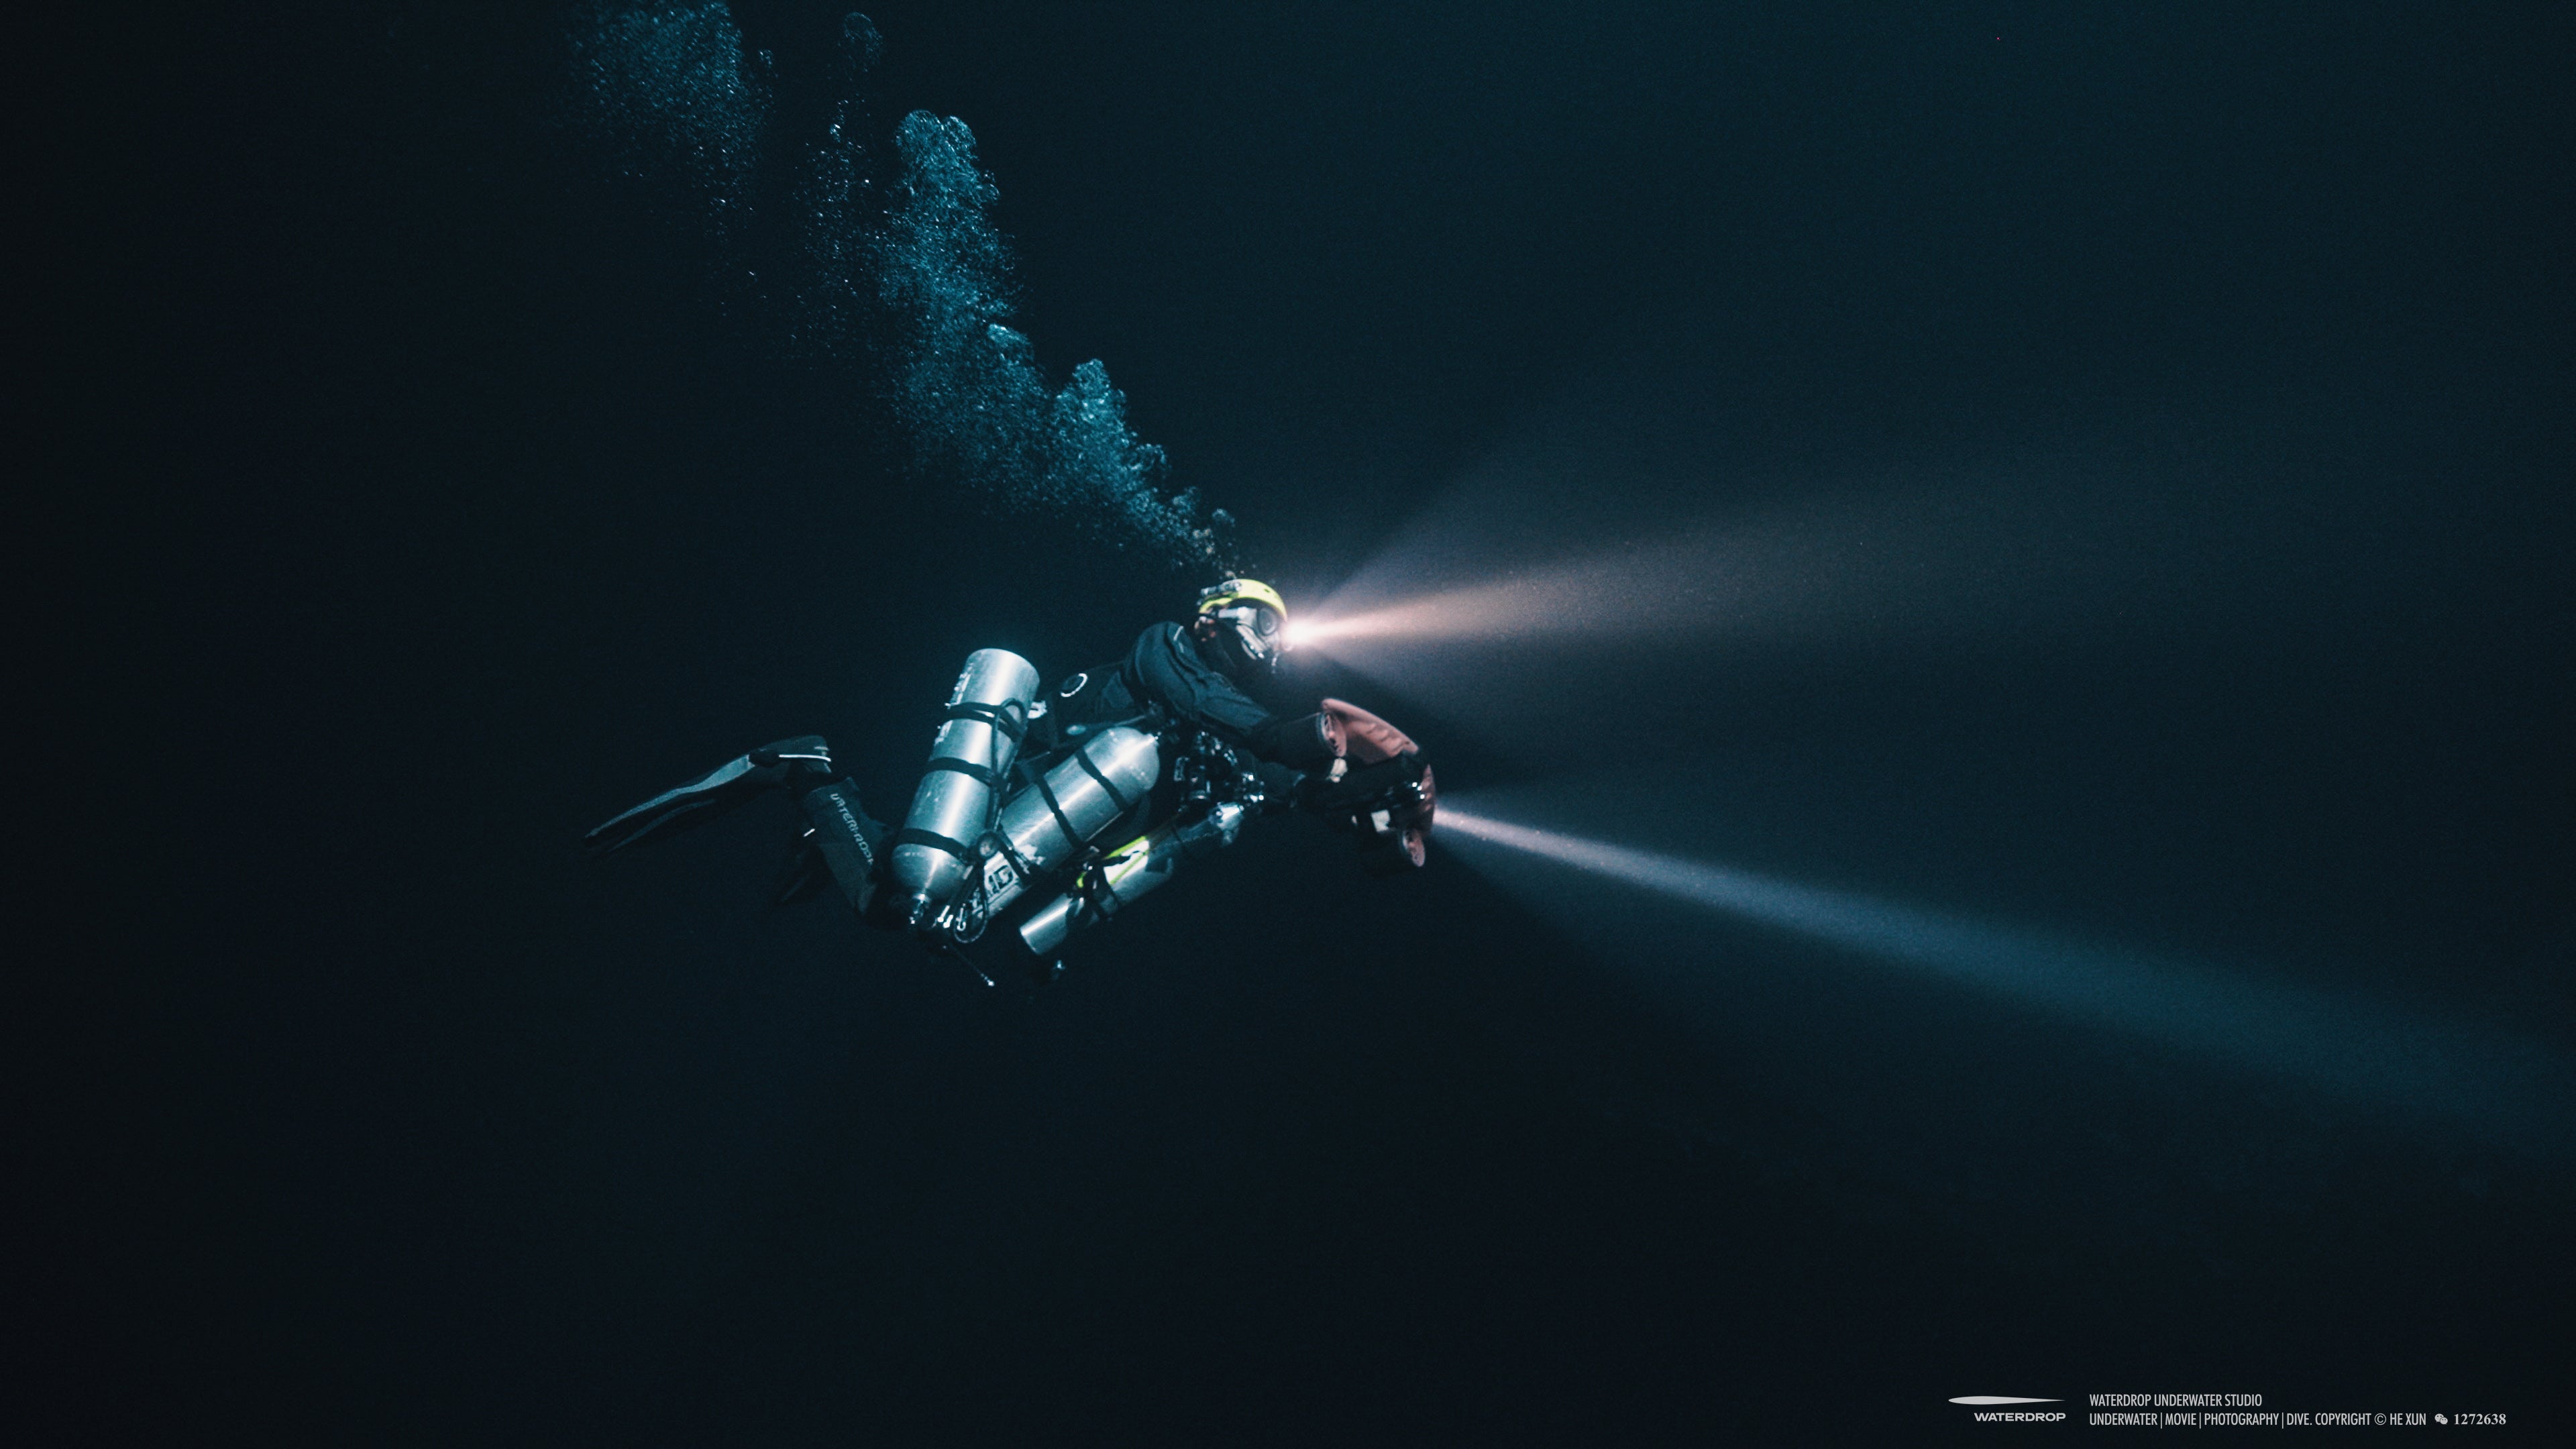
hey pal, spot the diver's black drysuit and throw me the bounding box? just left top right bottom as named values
left=1032, top=621, right=1342, bottom=771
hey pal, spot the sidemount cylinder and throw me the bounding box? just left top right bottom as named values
left=890, top=649, right=1040, bottom=926
left=974, top=725, right=1161, bottom=920
left=1016, top=800, right=1246, bottom=957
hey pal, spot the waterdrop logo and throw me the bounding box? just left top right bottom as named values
left=1951, top=1396, right=2067, bottom=1424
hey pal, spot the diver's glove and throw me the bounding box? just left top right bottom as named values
left=1295, top=751, right=1428, bottom=817
left=1290, top=699, right=1437, bottom=873
left=1294, top=749, right=1437, bottom=875
left=1246, top=710, right=1346, bottom=769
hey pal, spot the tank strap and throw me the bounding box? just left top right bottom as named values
left=1072, top=858, right=1122, bottom=921
left=1030, top=769, right=1087, bottom=855
left=945, top=698, right=1028, bottom=741
left=894, top=826, right=975, bottom=859
left=922, top=757, right=1001, bottom=788
left=1073, top=739, right=1144, bottom=810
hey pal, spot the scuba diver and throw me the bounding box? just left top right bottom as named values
left=584, top=580, right=1436, bottom=983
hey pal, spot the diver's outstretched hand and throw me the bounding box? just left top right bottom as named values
left=1297, top=700, right=1437, bottom=876
left=582, top=735, right=836, bottom=854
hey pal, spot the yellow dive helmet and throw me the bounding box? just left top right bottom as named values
left=1194, top=578, right=1290, bottom=672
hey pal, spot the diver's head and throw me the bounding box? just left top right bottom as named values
left=1192, top=578, right=1289, bottom=679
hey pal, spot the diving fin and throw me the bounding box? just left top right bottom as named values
left=582, top=735, right=836, bottom=854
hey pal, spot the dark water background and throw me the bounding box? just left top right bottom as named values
left=35, top=3, right=2572, bottom=1442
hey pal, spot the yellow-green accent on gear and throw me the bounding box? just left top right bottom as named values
left=1195, top=578, right=1287, bottom=623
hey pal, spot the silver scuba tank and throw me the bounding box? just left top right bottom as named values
left=1016, top=800, right=1247, bottom=957
left=889, top=649, right=1041, bottom=926
left=970, top=724, right=1161, bottom=921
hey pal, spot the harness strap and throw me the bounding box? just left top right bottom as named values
left=893, top=826, right=975, bottom=859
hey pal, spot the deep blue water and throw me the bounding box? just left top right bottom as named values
left=36, top=3, right=2572, bottom=1442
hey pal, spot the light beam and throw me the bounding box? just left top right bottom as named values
left=1289, top=529, right=1758, bottom=651
left=1439, top=806, right=2574, bottom=1155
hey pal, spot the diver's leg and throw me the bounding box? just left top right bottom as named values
left=582, top=736, right=837, bottom=854
left=795, top=777, right=890, bottom=918
left=772, top=827, right=835, bottom=907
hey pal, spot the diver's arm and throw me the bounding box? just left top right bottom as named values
left=1126, top=623, right=1348, bottom=767
left=1243, top=710, right=1344, bottom=769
